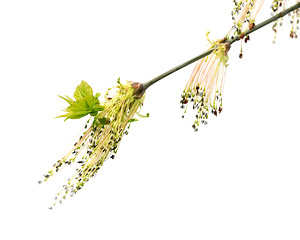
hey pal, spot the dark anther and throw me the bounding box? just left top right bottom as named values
left=249, top=22, right=255, bottom=30
left=244, top=35, right=250, bottom=43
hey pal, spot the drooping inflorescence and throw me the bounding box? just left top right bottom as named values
left=228, top=0, right=265, bottom=58
left=40, top=79, right=147, bottom=208
left=229, top=1, right=300, bottom=44
left=180, top=33, right=230, bottom=131
left=271, top=0, right=300, bottom=42
left=230, top=0, right=265, bottom=36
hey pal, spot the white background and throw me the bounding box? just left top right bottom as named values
left=0, top=1, right=299, bottom=239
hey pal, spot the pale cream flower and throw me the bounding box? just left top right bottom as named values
left=181, top=34, right=230, bottom=130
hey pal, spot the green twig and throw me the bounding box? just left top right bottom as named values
left=142, top=2, right=300, bottom=91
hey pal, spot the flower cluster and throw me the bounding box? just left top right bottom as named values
left=229, top=0, right=265, bottom=37
left=40, top=80, right=147, bottom=208
left=271, top=0, right=300, bottom=41
left=180, top=33, right=230, bottom=131
left=228, top=0, right=265, bottom=58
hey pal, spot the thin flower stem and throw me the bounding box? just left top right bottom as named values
left=142, top=2, right=300, bottom=91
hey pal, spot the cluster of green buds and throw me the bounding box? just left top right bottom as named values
left=40, top=79, right=148, bottom=208
left=180, top=33, right=230, bottom=131
left=271, top=0, right=300, bottom=41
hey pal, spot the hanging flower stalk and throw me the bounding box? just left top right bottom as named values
left=180, top=33, right=230, bottom=131
left=41, top=79, right=147, bottom=208
left=229, top=0, right=265, bottom=37
left=227, top=0, right=265, bottom=58
left=179, top=1, right=267, bottom=129
left=271, top=0, right=300, bottom=40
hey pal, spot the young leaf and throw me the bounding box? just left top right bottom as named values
left=58, top=95, right=74, bottom=105
left=57, top=81, right=104, bottom=121
left=73, top=80, right=94, bottom=100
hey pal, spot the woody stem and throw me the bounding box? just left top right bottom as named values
left=142, top=2, right=300, bottom=91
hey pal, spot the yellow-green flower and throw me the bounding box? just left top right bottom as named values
left=41, top=79, right=148, bottom=208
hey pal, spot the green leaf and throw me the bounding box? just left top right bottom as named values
left=58, top=95, right=74, bottom=105
left=73, top=80, right=93, bottom=100
left=57, top=81, right=104, bottom=121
